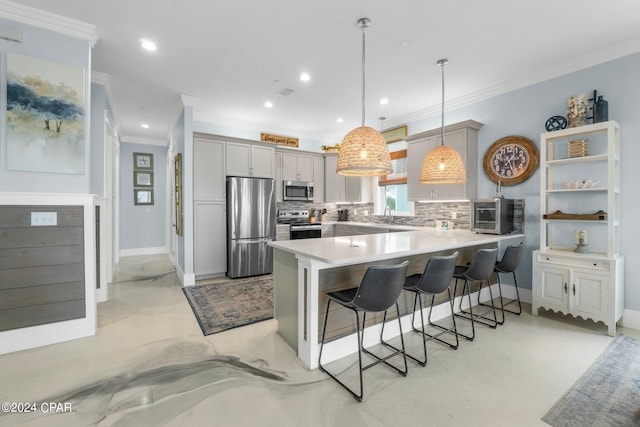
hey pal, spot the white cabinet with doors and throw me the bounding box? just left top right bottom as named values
left=405, top=120, right=482, bottom=201
left=532, top=120, right=623, bottom=336
left=226, top=141, right=275, bottom=178
left=193, top=137, right=227, bottom=278
left=324, top=154, right=367, bottom=203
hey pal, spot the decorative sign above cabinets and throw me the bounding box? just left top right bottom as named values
left=260, top=133, right=299, bottom=148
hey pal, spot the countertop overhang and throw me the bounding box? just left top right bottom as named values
left=269, top=228, right=524, bottom=267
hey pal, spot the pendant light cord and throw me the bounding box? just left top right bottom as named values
left=439, top=59, right=446, bottom=147
left=361, top=22, right=366, bottom=128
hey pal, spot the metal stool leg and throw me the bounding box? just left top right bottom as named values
left=453, top=278, right=476, bottom=341
left=425, top=290, right=459, bottom=349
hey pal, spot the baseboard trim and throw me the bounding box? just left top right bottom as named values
left=120, top=246, right=167, bottom=257
left=622, top=309, right=640, bottom=332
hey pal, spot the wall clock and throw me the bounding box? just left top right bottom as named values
left=483, top=135, right=539, bottom=186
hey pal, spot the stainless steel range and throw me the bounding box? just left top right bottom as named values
left=277, top=210, right=322, bottom=239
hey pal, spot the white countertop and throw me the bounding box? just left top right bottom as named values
left=269, top=228, right=524, bottom=266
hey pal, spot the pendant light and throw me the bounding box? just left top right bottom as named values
left=420, top=59, right=466, bottom=184
left=336, top=18, right=392, bottom=177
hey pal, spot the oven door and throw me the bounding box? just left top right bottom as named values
left=290, top=224, right=322, bottom=239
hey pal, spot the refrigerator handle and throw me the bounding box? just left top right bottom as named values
left=237, top=238, right=274, bottom=244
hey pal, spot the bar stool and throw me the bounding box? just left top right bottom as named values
left=453, top=248, right=499, bottom=341
left=318, top=260, right=409, bottom=402
left=400, top=251, right=459, bottom=366
left=484, top=243, right=524, bottom=324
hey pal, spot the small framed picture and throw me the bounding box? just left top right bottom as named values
left=133, top=152, right=153, bottom=170
left=134, top=189, right=154, bottom=205
left=134, top=170, right=153, bottom=187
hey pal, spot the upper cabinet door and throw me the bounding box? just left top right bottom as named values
left=194, top=138, right=225, bottom=201
left=250, top=145, right=275, bottom=178
left=282, top=152, right=314, bottom=182
left=313, top=156, right=325, bottom=203
left=226, top=142, right=252, bottom=176
left=225, top=142, right=275, bottom=178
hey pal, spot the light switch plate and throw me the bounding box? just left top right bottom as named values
left=31, top=212, right=57, bottom=226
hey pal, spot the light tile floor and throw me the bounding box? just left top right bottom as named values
left=0, top=254, right=636, bottom=426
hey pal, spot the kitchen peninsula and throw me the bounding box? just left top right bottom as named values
left=268, top=228, right=524, bottom=369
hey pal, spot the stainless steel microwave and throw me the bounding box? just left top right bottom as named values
left=283, top=181, right=314, bottom=201
left=471, top=198, right=515, bottom=234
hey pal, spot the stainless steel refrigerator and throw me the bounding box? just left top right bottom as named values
left=226, top=176, right=276, bottom=278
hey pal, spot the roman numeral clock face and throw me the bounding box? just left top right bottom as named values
left=482, top=136, right=539, bottom=186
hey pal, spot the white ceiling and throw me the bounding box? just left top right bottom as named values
left=10, top=0, right=640, bottom=146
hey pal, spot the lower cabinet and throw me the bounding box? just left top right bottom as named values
left=276, top=224, right=290, bottom=241
left=321, top=224, right=334, bottom=237
left=194, top=202, right=226, bottom=277
left=532, top=250, right=624, bottom=336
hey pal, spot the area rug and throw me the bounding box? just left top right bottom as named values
left=182, top=275, right=273, bottom=336
left=542, top=334, right=640, bottom=426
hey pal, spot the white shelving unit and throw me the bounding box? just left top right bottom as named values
left=532, top=120, right=624, bottom=336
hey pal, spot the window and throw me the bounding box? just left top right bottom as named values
left=377, top=149, right=413, bottom=216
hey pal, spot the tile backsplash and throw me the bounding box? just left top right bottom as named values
left=277, top=201, right=472, bottom=229
left=277, top=199, right=525, bottom=232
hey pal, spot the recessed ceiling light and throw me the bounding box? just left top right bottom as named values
left=141, top=123, right=150, bottom=129
left=300, top=72, right=310, bottom=82
left=140, top=39, right=157, bottom=51
left=380, top=98, right=389, bottom=105
left=336, top=117, right=344, bottom=123
left=264, top=101, right=273, bottom=108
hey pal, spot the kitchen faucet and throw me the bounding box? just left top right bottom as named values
left=384, top=207, right=393, bottom=224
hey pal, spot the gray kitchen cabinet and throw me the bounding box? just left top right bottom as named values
left=193, top=136, right=227, bottom=278
left=276, top=224, right=290, bottom=241
left=313, top=155, right=325, bottom=203
left=194, top=202, right=226, bottom=277
left=194, top=137, right=225, bottom=201
left=321, top=223, right=334, bottom=237
left=406, top=120, right=482, bottom=201
left=276, top=151, right=324, bottom=202
left=226, top=141, right=275, bottom=178
left=324, top=154, right=366, bottom=202
left=282, top=152, right=314, bottom=182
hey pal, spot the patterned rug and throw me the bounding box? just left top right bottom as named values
left=542, top=334, right=640, bottom=426
left=182, top=275, right=273, bottom=336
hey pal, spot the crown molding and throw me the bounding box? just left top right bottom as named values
left=391, top=40, right=640, bottom=127
left=0, top=0, right=98, bottom=46
left=119, top=134, right=168, bottom=147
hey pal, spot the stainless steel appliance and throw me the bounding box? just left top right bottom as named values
left=277, top=209, right=322, bottom=239
left=471, top=198, right=517, bottom=234
left=226, top=176, right=276, bottom=278
left=283, top=181, right=314, bottom=202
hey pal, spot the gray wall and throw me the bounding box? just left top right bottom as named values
left=119, top=142, right=167, bottom=250
left=0, top=17, right=91, bottom=194
left=173, top=110, right=186, bottom=271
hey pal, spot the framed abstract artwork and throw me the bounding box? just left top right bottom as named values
left=6, top=53, right=86, bottom=174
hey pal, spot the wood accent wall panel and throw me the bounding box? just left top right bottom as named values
left=0, top=206, right=85, bottom=332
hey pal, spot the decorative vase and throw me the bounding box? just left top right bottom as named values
left=594, top=95, right=609, bottom=123
left=567, top=93, right=589, bottom=127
